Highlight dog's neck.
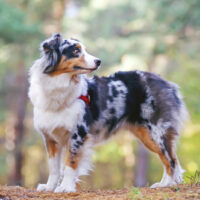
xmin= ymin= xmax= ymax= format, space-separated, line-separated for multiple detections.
xmin=29 ymin=59 xmax=88 ymax=112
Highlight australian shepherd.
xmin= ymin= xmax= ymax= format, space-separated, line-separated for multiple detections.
xmin=28 ymin=33 xmax=188 ymax=193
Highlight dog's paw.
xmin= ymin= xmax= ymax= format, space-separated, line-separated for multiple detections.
xmin=37 ymin=184 xmax=48 ymax=191
xmin=150 ymin=182 xmax=162 ymax=188
xmin=150 ymin=180 xmax=176 ymax=188
xmin=54 ymin=185 xmax=76 ymax=193
xmin=37 ymin=183 xmax=54 ymax=192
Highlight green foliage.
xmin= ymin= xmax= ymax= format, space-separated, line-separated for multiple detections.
xmin=185 ymin=171 xmax=200 ymax=186
xmin=0 ymin=0 xmax=41 ymax=43
xmin=154 ymin=0 xmax=200 ymax=33
xmin=172 ymin=186 xmax=180 ymax=192
xmin=93 ymin=141 xmax=124 ymax=163
xmin=165 ymin=193 xmax=169 ymax=200
xmin=127 ymin=187 xmax=142 ymax=200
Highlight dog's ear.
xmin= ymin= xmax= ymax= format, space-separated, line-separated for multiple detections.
xmin=43 ymin=50 xmax=62 ymax=74
xmin=42 ymin=42 xmax=51 ymax=53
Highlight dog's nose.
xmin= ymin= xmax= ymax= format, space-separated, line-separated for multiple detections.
xmin=95 ymin=59 xmax=101 ymax=67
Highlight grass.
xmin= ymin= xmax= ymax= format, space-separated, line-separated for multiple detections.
xmin=127 ymin=187 xmax=142 ymax=200
xmin=186 ymin=170 xmax=200 ymax=186
xmin=172 ymin=185 xmax=180 ymax=192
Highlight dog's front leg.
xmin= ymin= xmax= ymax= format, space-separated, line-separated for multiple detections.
xmin=54 ymin=128 xmax=87 ymax=193
xmin=37 ymin=136 xmax=62 ymax=192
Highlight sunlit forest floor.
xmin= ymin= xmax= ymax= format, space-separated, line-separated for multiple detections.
xmin=0 ymin=184 xmax=199 ymax=200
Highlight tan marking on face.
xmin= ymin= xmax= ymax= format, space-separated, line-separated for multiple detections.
xmin=129 ymin=125 xmax=173 ymax=176
xmin=76 ymin=43 xmax=81 ymax=49
xmin=50 ymin=55 xmax=86 ymax=77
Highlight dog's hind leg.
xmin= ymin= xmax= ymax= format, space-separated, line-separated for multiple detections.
xmin=129 ymin=125 xmax=184 ymax=188
xmin=37 ymin=135 xmax=62 ymax=192
xmin=155 ymin=128 xmax=185 ymax=188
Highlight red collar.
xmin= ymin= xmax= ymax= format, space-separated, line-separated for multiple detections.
xmin=78 ymin=93 xmax=90 ymax=107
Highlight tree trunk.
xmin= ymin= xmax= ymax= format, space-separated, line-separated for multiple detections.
xmin=52 ymin=0 xmax=67 ymax=32
xmin=9 ymin=46 xmax=28 ymax=185
xmin=134 ymin=144 xmax=149 ymax=187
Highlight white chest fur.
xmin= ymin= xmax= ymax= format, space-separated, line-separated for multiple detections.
xmin=33 ymin=100 xmax=84 ymax=136
xmin=28 ymin=58 xmax=88 ymax=138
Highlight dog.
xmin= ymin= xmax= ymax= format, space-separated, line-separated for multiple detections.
xmin=28 ymin=33 xmax=188 ymax=193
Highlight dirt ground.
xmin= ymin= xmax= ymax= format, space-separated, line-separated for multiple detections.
xmin=0 ymin=184 xmax=199 ymax=200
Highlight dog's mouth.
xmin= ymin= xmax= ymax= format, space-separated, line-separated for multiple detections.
xmin=73 ymin=66 xmax=98 ymax=71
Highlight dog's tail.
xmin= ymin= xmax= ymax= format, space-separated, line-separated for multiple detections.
xmin=170 ymin=82 xmax=190 ymax=133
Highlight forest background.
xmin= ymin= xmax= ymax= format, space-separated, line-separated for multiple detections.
xmin=0 ymin=0 xmax=199 ymax=190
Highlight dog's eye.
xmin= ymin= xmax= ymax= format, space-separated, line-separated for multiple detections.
xmin=73 ymin=47 xmax=81 ymax=54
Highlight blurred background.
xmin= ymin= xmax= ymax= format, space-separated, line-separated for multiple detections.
xmin=0 ymin=0 xmax=200 ymax=190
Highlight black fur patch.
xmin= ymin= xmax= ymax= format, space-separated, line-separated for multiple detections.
xmin=61 ymin=39 xmax=71 ymax=46
xmin=76 ymin=141 xmax=83 ymax=146
xmin=84 ymin=107 xmax=92 ymax=126
xmin=112 ymin=85 xmax=119 ymax=97
xmin=62 ymin=44 xmax=80 ymax=59
xmin=72 ymin=134 xmax=77 ymax=140
xmin=110 ymin=108 xmax=116 ymax=114
xmin=108 ymin=96 xmax=113 ymax=102
xmin=112 ymin=71 xmax=147 ymax=124
xmin=106 ymin=117 xmax=117 ymax=132
xmin=77 ymin=125 xmax=87 ymax=138
xmin=43 ymin=49 xmax=62 ymax=73
xmin=171 ymin=159 xmax=176 ymax=169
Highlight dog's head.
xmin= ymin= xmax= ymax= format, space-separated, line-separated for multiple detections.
xmin=41 ymin=33 xmax=101 ymax=76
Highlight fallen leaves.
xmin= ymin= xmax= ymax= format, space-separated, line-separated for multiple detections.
xmin=0 ymin=184 xmax=199 ymax=200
